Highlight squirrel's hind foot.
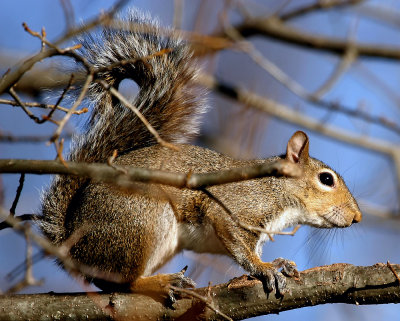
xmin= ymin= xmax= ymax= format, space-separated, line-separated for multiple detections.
xmin=131 ymin=266 xmax=196 ymax=307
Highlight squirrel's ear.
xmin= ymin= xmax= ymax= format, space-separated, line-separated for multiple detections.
xmin=286 ymin=131 xmax=309 ymax=163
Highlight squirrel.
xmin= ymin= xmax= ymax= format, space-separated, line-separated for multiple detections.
xmin=39 ymin=11 xmax=362 ymax=297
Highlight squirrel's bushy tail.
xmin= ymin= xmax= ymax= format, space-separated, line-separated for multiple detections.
xmin=72 ymin=11 xmax=206 ymax=163
xmin=40 ymin=11 xmax=206 ymax=244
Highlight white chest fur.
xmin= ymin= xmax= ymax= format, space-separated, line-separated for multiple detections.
xmin=255 ymin=207 xmax=303 ymax=257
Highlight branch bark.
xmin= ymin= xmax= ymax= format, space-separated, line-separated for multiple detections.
xmin=1 ymin=263 xmax=399 ymax=320
xmin=0 ymin=158 xmax=300 ymax=190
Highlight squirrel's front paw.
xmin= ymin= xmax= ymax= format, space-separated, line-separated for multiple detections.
xmin=256 ymin=258 xmax=298 ymax=295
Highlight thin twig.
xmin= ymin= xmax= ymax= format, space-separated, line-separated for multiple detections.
xmin=311 ymin=19 xmax=358 ymax=99
xmin=54 ymin=0 xmax=129 ymax=46
xmin=222 ymin=19 xmax=400 ymax=135
xmin=38 ymin=74 xmax=75 ymax=124
xmin=0 ymin=213 xmax=38 ymax=231
xmin=22 ymin=22 xmax=90 ymax=69
xmin=8 ymin=88 xmax=41 ymax=123
xmin=387 ymin=261 xmax=400 ymax=283
xmin=8 ymin=74 xmax=76 ymax=125
xmin=98 ymin=80 xmax=179 ymax=151
xmin=6 ymin=223 xmax=88 ymax=281
xmin=107 ymin=150 xmax=128 ymax=174
xmin=54 ymin=138 xmax=68 ymax=168
xmin=0 ymin=133 xmax=71 ymax=143
xmin=60 ymin=0 xmax=75 ymax=31
xmin=50 ymin=74 xmax=93 ymax=143
xmin=356 ymin=4 xmax=400 ymax=28
xmin=0 ymin=98 xmax=87 ymax=114
xmin=6 ymin=225 xmax=44 ymax=294
xmin=312 ymin=45 xmax=357 ymax=99
xmin=9 ymin=173 xmax=25 ymax=216
xmin=0 ymin=21 xmax=91 ymax=96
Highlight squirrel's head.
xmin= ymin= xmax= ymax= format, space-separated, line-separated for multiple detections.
xmin=285 ymin=131 xmax=362 ymax=228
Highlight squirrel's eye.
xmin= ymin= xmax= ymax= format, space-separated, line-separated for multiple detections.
xmin=319 ymin=172 xmax=334 ymax=187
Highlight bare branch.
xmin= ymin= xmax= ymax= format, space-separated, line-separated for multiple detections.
xmin=53 ymin=0 xmax=129 ymax=46
xmin=6 ymin=226 xmax=44 ymax=294
xmin=0 ymin=264 xmax=399 ymax=320
xmin=280 ymin=0 xmax=365 ymax=21
xmin=50 ymin=74 xmax=93 ymax=143
xmin=221 ymin=14 xmax=397 ymax=136
xmin=0 ymin=43 xmax=88 ymax=96
xmin=97 ymin=77 xmax=179 ymax=151
xmin=9 ymin=173 xmax=25 ymax=216
xmin=8 ymin=88 xmax=41 ymax=123
xmin=39 ymin=74 xmax=75 ymax=124
xmin=0 ymin=133 xmax=72 ymax=143
xmin=311 ymin=28 xmax=358 ymax=99
xmin=0 ymin=214 xmax=37 ymax=231
xmin=198 ymin=74 xmax=399 ymax=156
xmin=0 ymin=158 xmax=300 ymax=191
xmin=234 ymin=16 xmax=400 ymax=60
xmin=59 ymin=0 xmax=75 ymax=31
xmin=0 ymin=98 xmax=88 ymax=114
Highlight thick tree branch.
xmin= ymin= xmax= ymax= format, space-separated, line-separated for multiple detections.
xmin=0 ymin=263 xmax=399 ymax=320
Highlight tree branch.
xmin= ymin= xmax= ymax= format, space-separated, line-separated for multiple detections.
xmin=235 ymin=16 xmax=400 ymax=60
xmin=0 ymin=263 xmax=398 ymax=320
xmin=0 ymin=158 xmax=300 ymax=190
xmin=279 ymin=0 xmax=365 ymax=21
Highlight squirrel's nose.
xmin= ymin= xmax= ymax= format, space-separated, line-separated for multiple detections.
xmin=352 ymin=210 xmax=362 ymax=224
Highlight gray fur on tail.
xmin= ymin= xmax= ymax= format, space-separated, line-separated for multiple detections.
xmin=39 ymin=10 xmax=207 ymax=244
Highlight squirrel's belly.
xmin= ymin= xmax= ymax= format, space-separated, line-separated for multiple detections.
xmin=142 ymin=204 xmax=180 ymax=276
xmin=178 ymin=222 xmax=227 ymax=254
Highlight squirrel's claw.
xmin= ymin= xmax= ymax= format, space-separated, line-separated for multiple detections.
xmin=257 ymin=258 xmax=298 ymax=296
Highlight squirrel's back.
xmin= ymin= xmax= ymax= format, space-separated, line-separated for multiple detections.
xmin=40 ymin=11 xmax=207 ymax=244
